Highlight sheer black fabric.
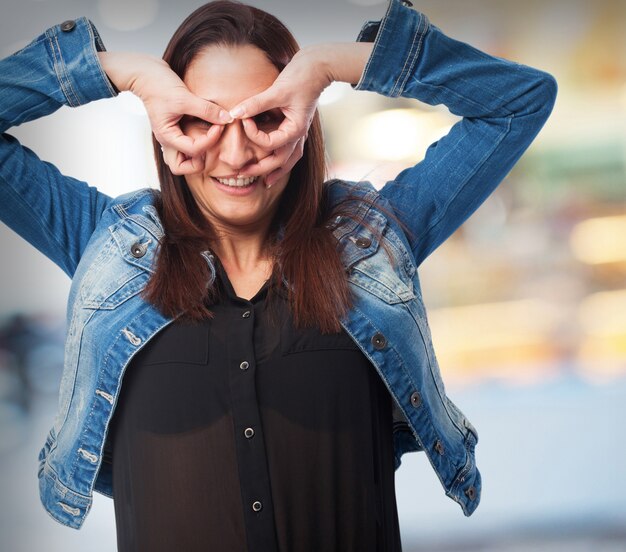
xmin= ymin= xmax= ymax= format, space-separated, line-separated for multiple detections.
xmin=107 ymin=260 xmax=402 ymax=551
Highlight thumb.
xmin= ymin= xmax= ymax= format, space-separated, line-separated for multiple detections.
xmin=230 ymin=88 xmax=279 ymax=119
xmin=183 ymin=93 xmax=233 ymax=125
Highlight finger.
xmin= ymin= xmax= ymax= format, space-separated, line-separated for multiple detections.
xmin=157 ymin=123 xmax=222 ymax=158
xmin=174 ymin=151 xmax=206 ymax=175
xmin=229 ymin=87 xmax=280 ymax=120
xmin=161 ymin=125 xmax=224 ymax=170
xmin=161 ymin=145 xmax=205 ymax=176
xmin=266 ymin=137 xmax=306 ymax=188
xmin=241 ymin=117 xmax=302 ymax=150
xmin=185 ymin=95 xmax=233 ymax=125
xmin=236 ymin=140 xmax=298 ymax=179
xmin=159 ymin=123 xmax=224 ymax=160
xmin=161 ymin=144 xmax=178 ymax=169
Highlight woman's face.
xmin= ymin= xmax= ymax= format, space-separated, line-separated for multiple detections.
xmin=181 ymin=44 xmax=290 ymax=232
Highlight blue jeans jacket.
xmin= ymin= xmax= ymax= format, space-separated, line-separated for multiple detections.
xmin=0 ymin=0 xmax=557 ymax=530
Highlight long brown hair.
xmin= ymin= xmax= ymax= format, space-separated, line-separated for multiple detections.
xmin=143 ymin=0 xmax=352 ymax=332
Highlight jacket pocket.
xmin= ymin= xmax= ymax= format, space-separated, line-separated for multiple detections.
xmin=348 ymin=245 xmax=416 ymax=306
xmin=78 ymin=233 xmax=151 ymax=310
xmin=347 ymin=221 xmax=417 ymax=305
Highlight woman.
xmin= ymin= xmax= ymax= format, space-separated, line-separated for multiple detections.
xmin=0 ymin=0 xmax=557 ymax=550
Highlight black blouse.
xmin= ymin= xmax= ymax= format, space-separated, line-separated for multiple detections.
xmin=107 ymin=259 xmax=402 ymax=552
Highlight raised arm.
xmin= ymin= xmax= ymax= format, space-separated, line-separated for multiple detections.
xmin=0 ymin=18 xmax=117 ymax=277
xmin=227 ymin=0 xmax=557 ymax=265
xmin=353 ymin=0 xmax=558 ymax=265
xmin=0 ymin=18 xmax=233 ymax=278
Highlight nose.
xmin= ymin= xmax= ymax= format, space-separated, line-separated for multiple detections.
xmin=218 ymin=120 xmax=256 ymax=171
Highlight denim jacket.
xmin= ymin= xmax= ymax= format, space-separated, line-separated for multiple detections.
xmin=0 ymin=0 xmax=557 ymax=530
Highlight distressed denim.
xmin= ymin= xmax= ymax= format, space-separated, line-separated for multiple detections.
xmin=0 ymin=0 xmax=557 ymax=530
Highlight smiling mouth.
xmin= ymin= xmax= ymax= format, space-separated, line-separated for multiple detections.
xmin=212 ymin=175 xmax=259 ymax=188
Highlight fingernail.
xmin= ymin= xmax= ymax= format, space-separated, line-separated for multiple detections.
xmin=219 ymin=110 xmax=233 ymax=123
xmin=229 ymin=106 xmax=245 ymax=119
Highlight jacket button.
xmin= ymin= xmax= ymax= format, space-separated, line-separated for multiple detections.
xmin=252 ymin=500 xmax=263 ymax=512
xmin=371 ymin=332 xmax=386 ymax=350
xmin=244 ymin=427 xmax=255 ymax=438
xmin=130 ymin=242 xmax=147 ymax=258
xmin=60 ymin=20 xmax=76 ymax=32
xmin=434 ymin=439 xmax=445 ymax=455
xmin=465 ymin=486 xmax=477 ymax=500
xmin=240 ymin=361 xmax=249 ymax=370
xmin=355 ymin=236 xmax=372 ymax=248
xmin=401 ymin=0 xmax=413 ymax=7
xmin=242 ymin=310 xmax=251 ymax=318
xmin=410 ymin=391 xmax=422 ymax=407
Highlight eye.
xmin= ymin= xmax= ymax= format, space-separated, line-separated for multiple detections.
xmin=253 ymin=110 xmax=283 ymax=128
xmin=181 ymin=115 xmax=212 ymax=131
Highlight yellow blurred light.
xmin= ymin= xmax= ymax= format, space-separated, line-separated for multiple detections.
xmin=570 ymin=215 xmax=626 ymax=264
xmin=578 ymin=289 xmax=626 ymax=336
xmin=429 ymin=299 xmax=561 ymax=352
xmin=576 ymin=289 xmax=626 ymax=379
xmin=351 ymin=108 xmax=453 ymax=162
xmin=428 ymin=299 xmax=563 ymax=385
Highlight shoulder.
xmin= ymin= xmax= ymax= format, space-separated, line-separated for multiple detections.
xmin=108 ymin=187 xmax=160 ymax=215
xmin=325 ymin=177 xmax=415 ymax=265
xmin=324 ymin=178 xmax=380 ymax=207
xmin=104 ymin=187 xmax=163 ymax=238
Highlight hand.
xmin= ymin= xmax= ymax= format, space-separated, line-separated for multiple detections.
xmin=98 ymin=52 xmax=233 ymax=174
xmin=227 ymin=47 xmax=332 ymax=185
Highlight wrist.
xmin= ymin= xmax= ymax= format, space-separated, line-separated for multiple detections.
xmin=97 ymin=52 xmax=166 ymax=95
xmin=301 ymin=42 xmax=374 ymax=86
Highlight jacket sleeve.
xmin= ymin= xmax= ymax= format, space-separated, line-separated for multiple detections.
xmin=0 ymin=17 xmax=117 ymax=278
xmin=353 ymin=0 xmax=558 ymax=266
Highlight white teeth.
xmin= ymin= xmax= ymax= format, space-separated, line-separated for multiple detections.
xmin=214 ymin=176 xmax=258 ymax=187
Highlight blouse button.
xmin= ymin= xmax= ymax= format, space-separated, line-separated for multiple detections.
xmin=244 ymin=427 xmax=255 ymax=438
xmin=240 ymin=361 xmax=250 ymax=370
xmin=252 ymin=501 xmax=263 ymax=512
xmin=242 ymin=310 xmax=251 ymax=318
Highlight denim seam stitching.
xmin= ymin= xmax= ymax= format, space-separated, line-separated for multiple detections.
xmin=392 ymin=13 xmax=427 ymax=97
xmin=84 ymin=18 xmax=118 ymax=98
xmin=51 ymin=34 xmax=80 ymax=108
xmin=0 ymin=171 xmax=74 ymax=276
xmin=353 ymin=0 xmax=393 ymax=91
xmin=415 ymin=114 xmax=513 ymax=258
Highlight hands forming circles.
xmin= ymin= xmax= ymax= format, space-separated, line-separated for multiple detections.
xmin=158 ymin=113 xmax=309 ymax=186
xmin=159 ymin=124 xmax=225 ymax=176
xmin=156 ymin=48 xmax=328 ymax=185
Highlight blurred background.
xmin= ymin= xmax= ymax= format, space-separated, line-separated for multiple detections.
xmin=1 ymin=0 xmax=625 ymax=550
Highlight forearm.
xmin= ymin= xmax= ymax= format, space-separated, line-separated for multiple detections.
xmin=0 ymin=17 xmax=114 ymax=277
xmin=351 ymin=0 xmax=557 ymax=264
xmin=97 ymin=51 xmax=170 ymax=97
xmin=0 ymin=17 xmax=117 ymax=134
xmin=299 ymin=42 xmax=374 ymax=88
xmin=367 ymin=11 xmax=556 ymax=121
